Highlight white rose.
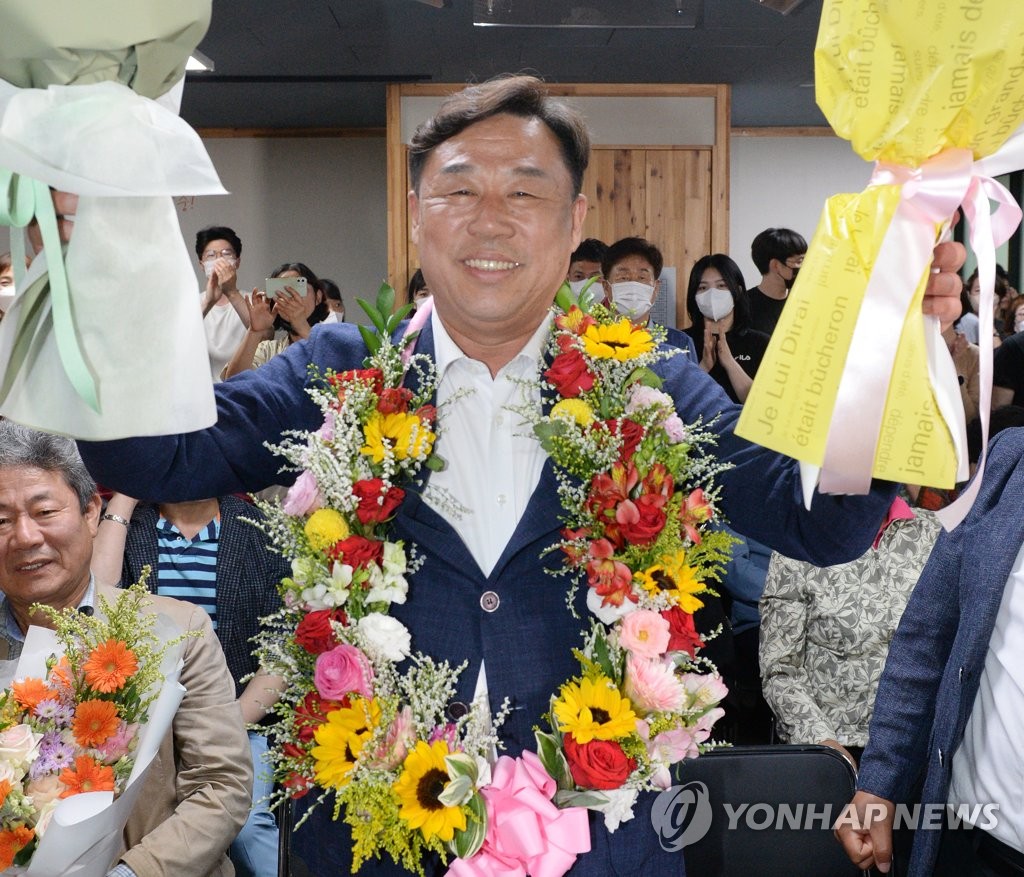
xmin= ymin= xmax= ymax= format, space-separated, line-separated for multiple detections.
xmin=25 ymin=773 xmax=64 ymax=809
xmin=357 ymin=614 xmax=411 ymax=662
xmin=0 ymin=723 xmax=41 ymax=769
xmin=592 ymin=787 xmax=639 ymax=833
xmin=382 ymin=541 xmax=408 ymax=577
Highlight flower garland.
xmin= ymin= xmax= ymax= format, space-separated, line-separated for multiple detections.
xmin=0 ymin=578 xmax=192 ymax=869
xmin=253 ymin=282 xmax=732 ymax=876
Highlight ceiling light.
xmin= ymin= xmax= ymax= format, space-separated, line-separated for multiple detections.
xmin=186 ymin=50 xmax=215 ymax=72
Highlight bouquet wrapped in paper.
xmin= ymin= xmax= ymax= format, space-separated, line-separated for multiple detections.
xmin=737 ymin=0 xmax=1024 ymax=526
xmin=0 ymin=1 xmax=224 ymax=439
xmin=0 ymin=582 xmax=189 ymax=876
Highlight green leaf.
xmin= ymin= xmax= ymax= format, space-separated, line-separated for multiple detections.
xmin=444 ymin=752 xmax=479 ymax=783
xmin=356 ymin=296 xmax=387 ymax=335
xmin=450 ymin=793 xmax=487 ymax=859
xmin=578 ymin=278 xmax=604 ymax=311
xmin=554 ymin=789 xmax=610 ymax=809
xmin=627 ymin=366 xmax=664 ymax=389
xmin=425 ymin=454 xmax=447 ymax=472
xmin=534 ymin=419 xmax=568 ymax=453
xmin=376 ymin=282 xmax=396 ymax=321
xmin=592 ymin=632 xmax=615 ymax=680
xmin=438 ymin=774 xmax=473 ymax=808
xmin=358 ymin=324 xmax=380 ymax=356
xmin=534 ymin=729 xmax=571 ymax=789
xmin=554 ymin=281 xmax=576 ymax=313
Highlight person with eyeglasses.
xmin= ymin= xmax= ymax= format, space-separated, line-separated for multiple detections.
xmin=746 ymin=227 xmax=808 ymax=337
xmin=196 ymin=226 xmax=250 ymax=383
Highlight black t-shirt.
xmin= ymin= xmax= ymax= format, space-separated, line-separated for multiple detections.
xmin=993 ymin=331 xmax=1024 ymax=404
xmin=746 ymin=287 xmax=788 ymax=337
xmin=685 ymin=326 xmax=771 ymax=404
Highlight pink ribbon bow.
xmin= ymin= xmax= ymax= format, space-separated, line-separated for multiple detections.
xmin=448 ymin=752 xmax=591 ymax=877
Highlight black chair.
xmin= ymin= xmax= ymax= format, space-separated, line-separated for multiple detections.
xmin=674 ymin=744 xmax=867 ymax=877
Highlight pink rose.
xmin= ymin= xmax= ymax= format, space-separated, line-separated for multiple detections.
xmin=313 ymin=644 xmax=374 ymax=701
xmin=618 ymin=609 xmax=670 ymax=659
xmin=283 ymin=470 xmax=322 ymax=516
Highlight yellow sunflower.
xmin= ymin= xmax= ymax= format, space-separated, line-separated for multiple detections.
xmin=581 ymin=319 xmax=655 ymax=361
xmin=304 ymin=509 xmax=350 ymax=552
xmin=311 ymin=697 xmax=381 ymax=790
xmin=637 ymin=553 xmax=706 ymax=613
xmin=551 ymin=398 xmax=595 ymax=427
xmin=394 ymin=739 xmax=467 ymax=842
xmin=553 ymin=675 xmax=637 ymax=743
xmin=362 ymin=412 xmax=436 ymax=463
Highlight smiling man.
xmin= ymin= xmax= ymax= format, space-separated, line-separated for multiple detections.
xmin=0 ymin=421 xmax=252 ymax=877
xmin=75 ymin=75 xmax=963 ymax=876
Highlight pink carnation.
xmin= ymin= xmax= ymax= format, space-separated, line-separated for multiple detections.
xmin=314 ymin=644 xmax=374 ymax=701
xmin=626 ymin=384 xmax=672 ymax=414
xmin=618 ymin=609 xmax=670 ymax=659
xmin=96 ymin=721 xmax=139 ymax=762
xmin=623 ymin=654 xmax=686 ymax=714
xmin=283 ymin=470 xmax=322 ymax=516
xmin=662 ymin=415 xmax=687 ymax=444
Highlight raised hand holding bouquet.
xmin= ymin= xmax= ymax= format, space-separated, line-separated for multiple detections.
xmin=255 ymin=283 xmax=730 ymax=876
xmin=738 ymin=0 xmax=1024 ymax=527
xmin=0 ymin=579 xmax=190 ymax=875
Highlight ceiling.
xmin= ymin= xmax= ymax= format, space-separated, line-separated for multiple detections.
xmin=181 ymin=0 xmax=830 ymax=131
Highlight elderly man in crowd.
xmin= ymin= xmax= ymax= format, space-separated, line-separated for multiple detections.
xmin=74 ymin=76 xmax=961 ymax=875
xmin=0 ymin=420 xmax=252 ymax=877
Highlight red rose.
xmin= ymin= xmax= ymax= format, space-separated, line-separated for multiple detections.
xmin=544 ymin=349 xmax=595 ymax=398
xmin=282 ymin=742 xmax=308 ymax=760
xmin=353 ymin=479 xmax=405 ymax=525
xmin=661 ymin=607 xmax=704 ymax=658
xmin=415 ymin=404 xmax=437 ymax=425
xmin=563 ymin=734 xmax=636 ymax=790
xmin=605 ymin=418 xmax=645 ymax=461
xmin=294 ymin=608 xmax=347 ymax=654
xmin=615 ymin=495 xmax=667 ymax=545
xmin=377 ymin=387 xmax=413 ymax=414
xmin=284 ymin=772 xmax=314 ymax=799
xmin=329 ymin=535 xmax=384 ymax=569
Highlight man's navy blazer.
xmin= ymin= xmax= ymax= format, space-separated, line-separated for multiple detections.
xmin=80 ymin=319 xmax=896 ymax=875
xmin=858 ymin=427 xmax=1024 ymax=876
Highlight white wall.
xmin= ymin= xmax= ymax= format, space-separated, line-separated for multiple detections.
xmin=729 ymin=135 xmax=873 ymax=288
xmin=179 ymin=137 xmax=388 ymax=318
xmin=2 ymin=134 xmax=877 ymax=311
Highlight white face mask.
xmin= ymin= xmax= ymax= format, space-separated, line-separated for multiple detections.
xmin=203 ymin=257 xmax=237 ymax=279
xmin=568 ymin=277 xmax=601 ymax=296
xmin=695 ymin=287 xmax=734 ymax=322
xmin=1015 ymin=320 xmax=1024 ymax=334
xmin=610 ymin=281 xmax=655 ymax=319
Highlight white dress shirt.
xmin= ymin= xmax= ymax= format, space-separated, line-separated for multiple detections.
xmin=203 ymin=298 xmax=247 ymax=384
xmin=949 ymin=540 xmax=1024 ymax=850
xmin=423 ymin=308 xmax=550 ymax=577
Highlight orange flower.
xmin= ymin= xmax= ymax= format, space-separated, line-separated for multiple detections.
xmin=72 ymin=700 xmax=120 ymax=748
xmin=11 ymin=678 xmax=57 ymax=712
xmin=0 ymin=825 xmax=34 ymax=869
xmin=0 ymin=779 xmax=10 ymax=808
xmin=58 ymin=756 xmax=115 ymax=798
xmin=48 ymin=656 xmax=73 ymax=691
xmin=83 ymin=639 xmax=138 ymax=693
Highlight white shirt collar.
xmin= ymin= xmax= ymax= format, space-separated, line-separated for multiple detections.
xmin=429 ymin=307 xmax=553 ymax=381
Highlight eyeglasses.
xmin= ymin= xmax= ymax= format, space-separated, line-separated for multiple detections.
xmin=202 ymin=249 xmax=237 ymax=261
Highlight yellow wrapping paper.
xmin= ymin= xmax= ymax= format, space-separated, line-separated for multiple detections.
xmin=737 ymin=0 xmax=1024 ymax=493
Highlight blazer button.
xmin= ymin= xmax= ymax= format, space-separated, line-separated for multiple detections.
xmin=447 ymin=701 xmax=469 ymax=720
xmin=480 ymin=591 xmax=500 ymax=612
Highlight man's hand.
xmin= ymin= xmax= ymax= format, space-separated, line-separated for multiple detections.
xmin=209 ymin=256 xmax=239 ymax=295
xmin=835 ymin=790 xmax=896 ymax=873
xmin=27 ymin=190 xmax=79 ymax=255
xmin=924 ymin=239 xmax=966 ymax=331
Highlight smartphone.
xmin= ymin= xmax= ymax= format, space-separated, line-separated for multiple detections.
xmin=265 ymin=276 xmax=307 ymax=299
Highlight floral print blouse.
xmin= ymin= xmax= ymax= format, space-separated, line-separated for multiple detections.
xmin=759 ymin=510 xmax=942 ymax=747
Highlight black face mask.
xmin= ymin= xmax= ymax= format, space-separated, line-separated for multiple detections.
xmin=784 ymin=265 xmax=800 ymax=290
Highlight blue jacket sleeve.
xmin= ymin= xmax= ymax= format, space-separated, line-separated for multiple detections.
xmin=79 ymin=323 xmax=365 ymax=501
xmin=659 ymin=352 xmax=896 ymax=566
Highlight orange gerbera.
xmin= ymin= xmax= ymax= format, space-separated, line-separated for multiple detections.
xmin=58 ymin=756 xmax=115 ymax=798
xmin=49 ymin=656 xmax=73 ymax=691
xmin=0 ymin=779 xmax=10 ymax=808
xmin=0 ymin=825 xmax=34 ymax=869
xmin=11 ymin=677 xmax=57 ymax=711
xmin=72 ymin=699 xmax=120 ymax=748
xmin=83 ymin=639 xmax=138 ymax=693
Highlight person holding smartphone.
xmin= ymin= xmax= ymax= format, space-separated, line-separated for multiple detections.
xmin=221 ymin=262 xmax=327 ymax=379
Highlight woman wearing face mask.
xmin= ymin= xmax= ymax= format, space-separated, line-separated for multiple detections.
xmin=684 ymin=253 xmax=770 ymax=404
xmin=221 ymin=262 xmax=328 ymax=379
